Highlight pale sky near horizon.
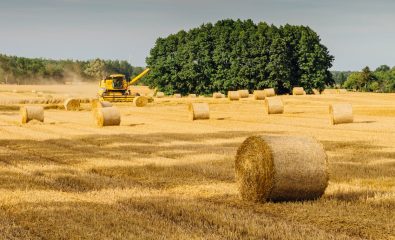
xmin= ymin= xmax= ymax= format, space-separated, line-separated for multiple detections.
xmin=0 ymin=0 xmax=394 ymax=71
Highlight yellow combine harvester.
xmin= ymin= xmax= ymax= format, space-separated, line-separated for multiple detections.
xmin=97 ymin=68 xmax=150 ymax=102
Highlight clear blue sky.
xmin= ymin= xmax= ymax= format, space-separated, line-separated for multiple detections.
xmin=0 ymin=0 xmax=394 ymax=71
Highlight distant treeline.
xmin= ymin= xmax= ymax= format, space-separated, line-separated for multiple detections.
xmin=332 ymin=65 xmax=395 ymax=92
xmin=146 ymin=19 xmax=334 ymax=95
xmin=0 ymin=54 xmax=144 ymax=84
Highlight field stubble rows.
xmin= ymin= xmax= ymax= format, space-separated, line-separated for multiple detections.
xmin=0 ymin=85 xmax=394 ymax=239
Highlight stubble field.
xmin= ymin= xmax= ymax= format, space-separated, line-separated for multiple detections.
xmin=0 ymin=84 xmax=394 ymax=239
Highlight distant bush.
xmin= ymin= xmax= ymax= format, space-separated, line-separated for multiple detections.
xmin=342 ymin=65 xmax=395 ymax=92
xmin=0 ymin=54 xmax=143 ymax=84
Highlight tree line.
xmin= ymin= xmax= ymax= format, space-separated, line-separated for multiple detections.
xmin=145 ymin=19 xmax=334 ymax=95
xmin=332 ymin=65 xmax=395 ymax=92
xmin=0 ymin=54 xmax=144 ymax=84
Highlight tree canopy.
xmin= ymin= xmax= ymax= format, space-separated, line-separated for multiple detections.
xmin=342 ymin=65 xmax=395 ymax=92
xmin=145 ymin=19 xmax=334 ymax=95
xmin=0 ymin=54 xmax=143 ymax=84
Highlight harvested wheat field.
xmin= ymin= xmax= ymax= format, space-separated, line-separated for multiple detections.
xmin=0 ymin=84 xmax=394 ymax=239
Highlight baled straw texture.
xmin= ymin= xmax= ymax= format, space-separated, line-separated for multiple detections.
xmin=253 ymin=90 xmax=265 ymax=100
xmin=20 ymin=106 xmax=44 ymax=124
xmin=64 ymin=98 xmax=80 ymax=111
xmin=79 ymin=98 xmax=91 ymax=104
xmin=188 ymin=103 xmax=210 ymax=120
xmin=329 ymin=103 xmax=353 ymax=125
xmin=338 ymin=89 xmax=348 ymax=94
xmin=313 ymin=89 xmax=320 ymax=95
xmin=147 ymin=96 xmax=154 ymax=103
xmin=212 ymin=92 xmax=223 ymax=98
xmin=238 ymin=90 xmax=249 ymax=98
xmin=173 ymin=94 xmax=182 ymax=98
xmin=93 ymin=107 xmax=121 ymax=127
xmin=264 ymin=88 xmax=276 ymax=97
xmin=188 ymin=94 xmax=197 ymax=98
xmin=133 ymin=96 xmax=148 ymax=107
xmin=264 ymin=98 xmax=284 ymax=114
xmin=91 ymin=99 xmax=113 ymax=109
xmin=235 ymin=135 xmax=328 ymax=202
xmin=292 ymin=87 xmax=306 ymax=95
xmin=227 ymin=91 xmax=240 ymax=101
xmin=156 ymin=92 xmax=165 ymax=98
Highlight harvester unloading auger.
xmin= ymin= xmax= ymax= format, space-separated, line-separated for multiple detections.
xmin=97 ymin=68 xmax=151 ymax=102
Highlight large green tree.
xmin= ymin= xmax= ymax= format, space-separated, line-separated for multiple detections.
xmin=146 ymin=19 xmax=334 ymax=95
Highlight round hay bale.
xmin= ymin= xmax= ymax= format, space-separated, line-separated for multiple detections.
xmin=64 ymin=98 xmax=80 ymax=111
xmin=264 ymin=98 xmax=284 ymax=114
xmin=235 ymin=135 xmax=328 ymax=202
xmin=93 ymin=107 xmax=121 ymax=127
xmin=173 ymin=94 xmax=182 ymax=98
xmin=253 ymin=90 xmax=265 ymax=100
xmin=156 ymin=92 xmax=165 ymax=98
xmin=133 ymin=96 xmax=148 ymax=107
xmin=329 ymin=103 xmax=353 ymax=125
xmin=20 ymin=106 xmax=44 ymax=124
xmin=212 ymin=92 xmax=223 ymax=98
xmin=292 ymin=87 xmax=306 ymax=95
xmin=264 ymin=88 xmax=276 ymax=97
xmin=79 ymin=98 xmax=90 ymax=104
xmin=238 ymin=90 xmax=249 ymax=98
xmin=227 ymin=91 xmax=240 ymax=101
xmin=188 ymin=94 xmax=197 ymax=98
xmin=91 ymin=99 xmax=113 ymax=109
xmin=312 ymin=89 xmax=320 ymax=95
xmin=188 ymin=103 xmax=210 ymax=121
xmin=338 ymin=89 xmax=348 ymax=94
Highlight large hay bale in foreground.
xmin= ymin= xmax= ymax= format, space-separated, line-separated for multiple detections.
xmin=188 ymin=103 xmax=210 ymax=120
xmin=93 ymin=107 xmax=121 ymax=127
xmin=264 ymin=88 xmax=276 ymax=97
xmin=253 ymin=90 xmax=265 ymax=100
xmin=133 ymin=96 xmax=148 ymax=107
xmin=235 ymin=135 xmax=328 ymax=202
xmin=292 ymin=87 xmax=306 ymax=95
xmin=91 ymin=99 xmax=112 ymax=109
xmin=20 ymin=106 xmax=44 ymax=124
xmin=64 ymin=98 xmax=80 ymax=111
xmin=212 ymin=92 xmax=223 ymax=98
xmin=227 ymin=91 xmax=240 ymax=101
xmin=264 ymin=98 xmax=284 ymax=114
xmin=156 ymin=92 xmax=165 ymax=98
xmin=238 ymin=90 xmax=249 ymax=98
xmin=329 ymin=103 xmax=353 ymax=125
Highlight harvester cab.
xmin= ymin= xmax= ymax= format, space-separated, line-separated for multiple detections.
xmin=98 ymin=68 xmax=150 ymax=102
